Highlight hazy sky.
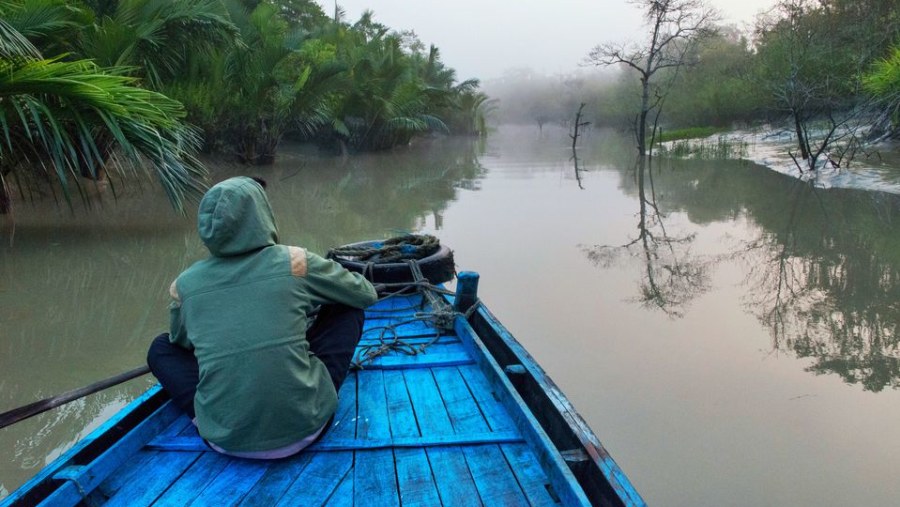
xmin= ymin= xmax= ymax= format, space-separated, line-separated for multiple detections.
xmin=316 ymin=0 xmax=778 ymax=81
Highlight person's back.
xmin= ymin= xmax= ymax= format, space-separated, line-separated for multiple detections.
xmin=149 ymin=176 xmax=377 ymax=457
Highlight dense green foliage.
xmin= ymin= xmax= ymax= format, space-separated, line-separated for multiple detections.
xmin=0 ymin=0 xmax=486 ymax=212
xmin=0 ymin=4 xmax=207 ymax=213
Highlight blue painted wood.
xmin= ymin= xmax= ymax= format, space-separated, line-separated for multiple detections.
xmin=355 ymin=370 xmax=389 ymax=441
xmin=0 ymin=386 xmax=165 ymax=507
xmin=453 ymin=271 xmax=480 ymax=313
xmin=424 ymin=446 xmax=483 ymax=507
xmin=385 ymin=371 xmax=440 ymax=506
xmin=362 ymin=349 xmax=473 ymax=370
xmin=274 ymin=452 xmax=352 ymax=506
xmin=501 ymin=444 xmax=560 ymax=506
xmin=383 ymin=370 xmax=417 ymax=438
xmin=322 ymin=468 xmax=353 ymax=507
xmin=474 ymin=305 xmax=646 ymax=506
xmin=431 ymin=367 xmax=493 ymax=435
xmin=152 ymin=452 xmax=231 ymax=507
xmin=329 ymin=371 xmax=357 ymax=440
xmin=190 ymin=459 xmax=270 ymax=506
xmin=412 ymin=368 xmax=526 ymax=505
xmin=354 ymin=369 xmax=398 ymax=506
xmin=236 ymin=453 xmax=314 ymax=506
xmin=456 ymin=364 xmax=516 ymax=433
xmin=417 ymin=368 xmax=483 ymax=506
xmin=454 ymin=318 xmax=592 ymax=506
xmin=358 ymin=335 xmax=458 ymax=347
xmin=361 ymin=320 xmax=440 ymax=340
xmin=402 ymin=369 xmax=453 ymax=436
xmin=402 ymin=367 xmax=528 ymax=506
xmin=158 ymin=414 xmax=193 ymax=438
xmin=4 ymin=279 xmax=642 ymax=507
xmin=93 ymin=450 xmax=157 ymax=498
xmin=395 ymin=448 xmax=441 ymax=506
xmin=38 ymin=400 xmax=181 ymax=507
xmin=102 ymin=451 xmax=200 ymax=507
xmin=147 ymin=431 xmax=524 ymax=452
xmin=353 ymin=450 xmax=398 ymax=507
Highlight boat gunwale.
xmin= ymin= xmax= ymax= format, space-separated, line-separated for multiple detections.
xmin=466 ymin=302 xmax=647 ymax=507
xmin=0 ymin=386 xmax=169 ymax=507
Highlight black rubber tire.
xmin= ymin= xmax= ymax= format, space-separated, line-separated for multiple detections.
xmin=328 ymin=241 xmax=455 ymax=285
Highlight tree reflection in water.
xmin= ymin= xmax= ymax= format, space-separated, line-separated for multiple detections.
xmin=582 ymin=157 xmax=712 ymax=318
xmin=582 ymin=151 xmax=900 ymax=392
xmin=737 ymin=182 xmax=900 ymax=392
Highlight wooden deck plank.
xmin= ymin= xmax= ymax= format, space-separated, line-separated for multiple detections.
xmin=178 ymin=422 xmax=200 ymax=438
xmin=188 ymin=460 xmax=269 ymax=506
xmin=148 ymin=431 xmax=523 ymax=452
xmin=402 ymin=369 xmax=453 ymax=436
xmin=397 ymin=369 xmax=462 ymax=506
xmin=462 ymin=445 xmax=529 ymax=506
xmin=102 ymin=451 xmax=200 ymax=507
xmin=384 ymin=370 xmax=418 ymax=438
xmin=454 ymin=318 xmax=592 ymax=506
xmin=160 ymin=415 xmax=193 ymax=438
xmin=355 ymin=370 xmax=389 ymax=441
xmin=358 ymin=334 xmax=457 ymax=348
xmin=322 ymin=468 xmax=353 ymax=507
xmin=352 ymin=369 xmax=399 ymax=506
xmin=94 ymin=450 xmax=157 ymax=499
xmin=425 ymin=447 xmax=483 ymax=507
xmin=431 ymin=367 xmax=492 ymax=434
xmin=361 ymin=349 xmax=473 ymax=370
xmin=329 ymin=371 xmax=357 ymax=440
xmin=152 ymin=453 xmax=231 ymax=507
xmin=395 ymin=448 xmax=441 ymax=506
xmin=274 ymin=452 xmax=353 ymax=507
xmin=418 ymin=366 xmax=528 ymax=505
xmin=235 ymin=453 xmax=314 ymax=507
xmin=456 ymin=364 xmax=516 ymax=433
xmin=362 ymin=320 xmax=440 ymax=341
xmin=353 ymin=450 xmax=399 ymax=507
xmin=501 ymin=444 xmax=561 ymax=506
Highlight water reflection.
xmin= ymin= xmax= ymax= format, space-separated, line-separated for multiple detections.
xmin=582 ymin=158 xmax=713 ymax=317
xmin=0 ymin=136 xmax=486 ymax=495
xmin=736 ymin=183 xmax=900 ymax=392
xmin=586 ymin=153 xmax=900 ymax=391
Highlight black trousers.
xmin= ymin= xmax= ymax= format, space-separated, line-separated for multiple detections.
xmin=146 ymin=304 xmax=364 ymax=419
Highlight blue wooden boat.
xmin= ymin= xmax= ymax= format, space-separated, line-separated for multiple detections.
xmin=1 ymin=272 xmax=644 ymax=506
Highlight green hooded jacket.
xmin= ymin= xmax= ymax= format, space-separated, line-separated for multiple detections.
xmin=168 ymin=177 xmax=377 ymax=452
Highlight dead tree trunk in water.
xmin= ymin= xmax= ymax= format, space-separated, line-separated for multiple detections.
xmin=569 ymin=103 xmax=591 ymax=151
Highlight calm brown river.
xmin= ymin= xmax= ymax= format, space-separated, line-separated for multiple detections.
xmin=3 ymin=126 xmax=900 ymax=505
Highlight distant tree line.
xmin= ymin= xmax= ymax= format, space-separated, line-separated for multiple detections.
xmin=486 ymin=0 xmax=900 ymax=149
xmin=0 ymin=0 xmax=490 ymax=213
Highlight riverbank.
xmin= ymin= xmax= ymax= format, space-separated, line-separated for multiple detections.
xmin=664 ymin=126 xmax=900 ymax=194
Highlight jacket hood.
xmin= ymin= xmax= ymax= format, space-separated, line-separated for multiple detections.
xmin=198 ymin=177 xmax=278 ymax=257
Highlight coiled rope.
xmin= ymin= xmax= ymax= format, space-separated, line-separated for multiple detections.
xmin=350 ymin=278 xmax=480 ymax=370
xmin=328 ymin=234 xmax=441 ymax=263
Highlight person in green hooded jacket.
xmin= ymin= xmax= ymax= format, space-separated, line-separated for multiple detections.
xmin=147 ymin=176 xmax=377 ymax=458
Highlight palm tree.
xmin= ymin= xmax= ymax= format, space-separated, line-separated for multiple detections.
xmin=0 ymin=14 xmax=206 ymax=214
xmin=321 ymin=16 xmax=448 ymax=152
xmin=181 ymin=0 xmax=346 ymax=163
xmin=77 ymin=0 xmax=239 ymax=90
